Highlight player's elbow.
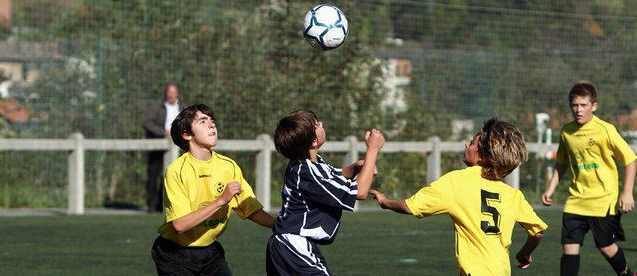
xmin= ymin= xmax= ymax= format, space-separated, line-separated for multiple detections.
xmin=171 ymin=221 xmax=189 ymax=235
xmin=530 ymin=232 xmax=544 ymax=241
xmin=397 ymin=200 xmax=413 ymax=215
xmin=356 ymin=186 xmax=372 ymax=200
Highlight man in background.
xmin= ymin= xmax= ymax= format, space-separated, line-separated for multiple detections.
xmin=143 ymin=82 xmax=186 ymax=213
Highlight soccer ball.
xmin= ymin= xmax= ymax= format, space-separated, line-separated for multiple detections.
xmin=303 ymin=5 xmax=349 ymax=50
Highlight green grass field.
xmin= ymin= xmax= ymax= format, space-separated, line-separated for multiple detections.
xmin=1 ymin=209 xmax=637 ymax=276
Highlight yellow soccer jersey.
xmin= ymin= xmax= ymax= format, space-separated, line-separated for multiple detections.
xmin=557 ymin=116 xmax=637 ymax=217
xmin=405 ymin=166 xmax=548 ymax=276
xmin=158 ymin=151 xmax=263 ymax=247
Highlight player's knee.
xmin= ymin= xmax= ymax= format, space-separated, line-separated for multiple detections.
xmin=563 ymin=243 xmax=580 ymax=255
xmin=598 ymin=243 xmax=618 ymax=257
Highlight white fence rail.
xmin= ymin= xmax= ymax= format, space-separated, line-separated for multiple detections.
xmin=0 ymin=133 xmax=577 ymax=215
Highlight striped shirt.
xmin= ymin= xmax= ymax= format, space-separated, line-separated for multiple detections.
xmin=273 ymin=155 xmax=358 ymax=245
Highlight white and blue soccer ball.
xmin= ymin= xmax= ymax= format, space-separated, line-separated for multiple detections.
xmin=303 ymin=5 xmax=349 ymax=50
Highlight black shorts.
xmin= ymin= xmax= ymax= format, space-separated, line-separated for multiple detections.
xmin=266 ymin=234 xmax=332 ymax=276
xmin=151 ymin=236 xmax=232 ymax=276
xmin=561 ymin=212 xmax=626 ymax=248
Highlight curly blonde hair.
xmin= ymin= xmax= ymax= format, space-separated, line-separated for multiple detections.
xmin=477 ymin=118 xmax=528 ymax=181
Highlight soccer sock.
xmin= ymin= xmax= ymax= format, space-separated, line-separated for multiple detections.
xmin=605 ymin=247 xmax=633 ymax=276
xmin=560 ymin=254 xmax=580 ymax=276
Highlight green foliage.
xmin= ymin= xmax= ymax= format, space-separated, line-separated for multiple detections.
xmin=28 ymin=0 xmax=389 ymax=139
xmin=4 ymin=0 xmax=390 ymax=208
xmin=4 ymin=0 xmax=637 ymax=208
xmin=0 ymin=118 xmax=15 ymax=138
xmin=0 ymin=24 xmax=9 ymax=41
xmin=11 ymin=0 xmax=79 ymax=41
xmin=0 ymin=152 xmax=67 ymax=208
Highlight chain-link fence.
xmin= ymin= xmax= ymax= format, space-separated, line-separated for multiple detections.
xmin=1 ymin=0 xmax=636 ymax=208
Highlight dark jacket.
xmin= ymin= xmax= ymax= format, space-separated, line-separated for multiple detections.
xmin=143 ymin=99 xmax=187 ymax=138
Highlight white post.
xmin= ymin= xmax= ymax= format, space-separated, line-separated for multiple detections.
xmin=256 ymin=134 xmax=272 ymax=212
xmin=68 ymin=133 xmax=85 ymax=215
xmin=426 ymin=136 xmax=441 ymax=185
xmin=344 ymin=136 xmax=359 ymax=165
xmin=343 ymin=136 xmax=359 ymax=211
xmin=544 ymin=128 xmax=553 ymax=190
xmin=163 ymin=138 xmax=179 ymax=174
xmin=504 ymin=167 xmax=520 ymax=189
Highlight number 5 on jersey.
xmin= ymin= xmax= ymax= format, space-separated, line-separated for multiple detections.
xmin=481 ymin=190 xmax=501 ymax=235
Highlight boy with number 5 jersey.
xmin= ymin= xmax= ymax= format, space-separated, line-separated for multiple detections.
xmin=371 ymin=118 xmax=547 ymax=276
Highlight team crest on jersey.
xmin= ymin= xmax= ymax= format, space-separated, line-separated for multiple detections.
xmin=587 ymin=138 xmax=595 ymax=147
xmin=214 ymin=182 xmax=225 ymax=195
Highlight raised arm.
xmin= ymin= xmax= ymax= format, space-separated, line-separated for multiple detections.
xmin=172 ymin=181 xmax=241 ymax=235
xmin=370 ymin=190 xmax=412 ymax=214
xmin=619 ymin=160 xmax=636 ymax=213
xmin=542 ymin=162 xmax=567 ymax=206
xmin=355 ymin=129 xmax=385 ymax=199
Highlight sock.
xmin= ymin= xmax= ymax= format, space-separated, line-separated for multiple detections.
xmin=605 ymin=247 xmax=633 ymax=276
xmin=560 ymin=254 xmax=580 ymax=276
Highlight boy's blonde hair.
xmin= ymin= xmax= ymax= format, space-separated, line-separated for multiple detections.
xmin=477 ymin=118 xmax=528 ymax=181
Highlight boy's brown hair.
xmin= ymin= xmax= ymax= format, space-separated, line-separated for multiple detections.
xmin=274 ymin=109 xmax=318 ymax=160
xmin=477 ymin=118 xmax=528 ymax=181
xmin=170 ymin=104 xmax=215 ymax=152
xmin=569 ymin=81 xmax=597 ymax=104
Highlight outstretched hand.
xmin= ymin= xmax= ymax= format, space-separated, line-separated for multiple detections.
xmin=369 ymin=189 xmax=387 ymax=205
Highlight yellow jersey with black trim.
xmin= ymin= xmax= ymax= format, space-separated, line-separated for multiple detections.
xmin=557 ymin=116 xmax=637 ymax=217
xmin=158 ymin=151 xmax=263 ymax=247
xmin=405 ymin=166 xmax=548 ymax=276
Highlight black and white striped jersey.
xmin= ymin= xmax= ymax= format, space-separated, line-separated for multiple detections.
xmin=273 ymin=155 xmax=358 ymax=245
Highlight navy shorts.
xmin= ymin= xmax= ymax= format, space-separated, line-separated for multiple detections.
xmin=151 ymin=236 xmax=232 ymax=276
xmin=266 ymin=234 xmax=332 ymax=276
xmin=561 ymin=212 xmax=625 ymax=248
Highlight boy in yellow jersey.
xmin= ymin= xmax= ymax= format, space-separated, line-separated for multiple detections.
xmin=370 ymin=118 xmax=547 ymax=276
xmin=542 ymin=81 xmax=637 ymax=276
xmin=151 ymin=104 xmax=275 ymax=276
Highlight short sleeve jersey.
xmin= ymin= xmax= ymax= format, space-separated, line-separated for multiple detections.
xmin=158 ymin=151 xmax=263 ymax=247
xmin=404 ymin=166 xmax=548 ymax=276
xmin=557 ymin=116 xmax=637 ymax=217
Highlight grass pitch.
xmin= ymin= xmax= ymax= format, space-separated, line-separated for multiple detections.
xmin=1 ymin=209 xmax=636 ymax=275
